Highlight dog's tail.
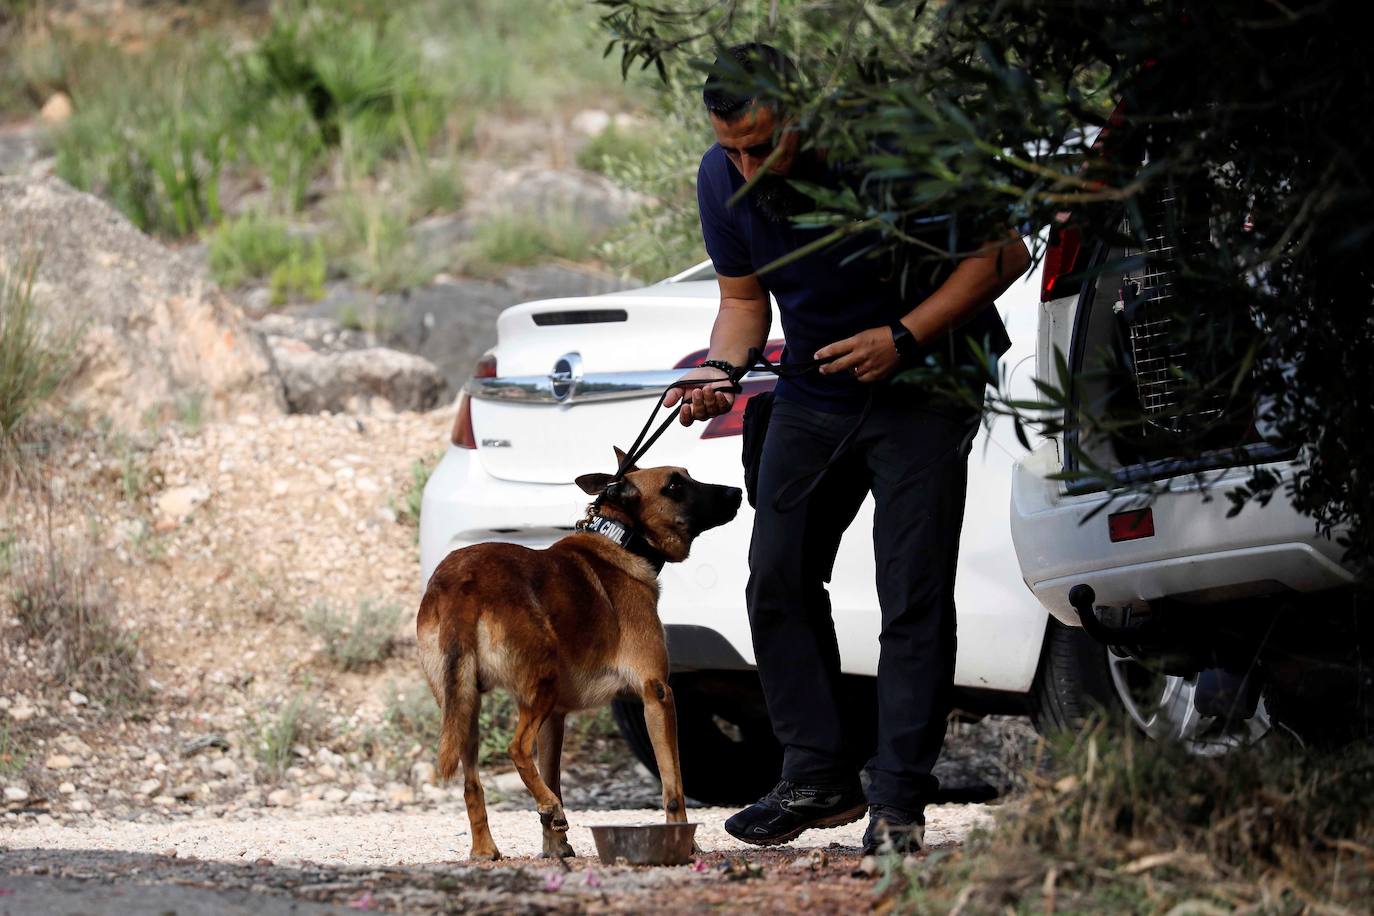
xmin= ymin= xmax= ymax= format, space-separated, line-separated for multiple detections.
xmin=437 ymin=641 xmax=478 ymax=783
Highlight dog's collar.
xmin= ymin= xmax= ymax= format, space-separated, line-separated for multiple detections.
xmin=581 ymin=513 xmax=666 ymax=574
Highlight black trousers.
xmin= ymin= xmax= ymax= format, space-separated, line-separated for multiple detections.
xmin=746 ymin=389 xmax=979 ymax=811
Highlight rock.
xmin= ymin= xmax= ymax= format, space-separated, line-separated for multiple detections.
xmin=44 ymin=754 xmax=74 ymax=770
xmin=322 ymin=787 xmax=348 ymax=803
xmin=152 ymin=794 xmax=176 ymax=807
xmin=316 ymin=764 xmax=338 ymax=781
xmin=170 ymin=784 xmax=200 ymax=800
xmin=491 ymin=771 xmax=526 ymax=794
xmin=410 ymin=761 xmax=436 ymax=788
xmin=7 ymin=704 xmax=36 ymax=722
xmin=344 ymin=788 xmax=378 ymax=805
xmin=266 ymin=788 xmax=296 ymax=807
xmin=420 ymin=783 xmax=448 ymax=802
xmin=209 ymin=757 xmax=239 ymax=778
xmin=69 ymin=798 xmax=92 ymax=812
xmin=40 ymin=93 xmax=73 ymax=125
xmin=58 ymin=782 xmax=76 ymax=795
xmin=411 ymin=214 xmax=475 ymax=265
xmin=0 ymin=177 xmax=284 ymax=433
xmin=385 ymin=784 xmax=415 ymax=805
xmin=155 ymin=485 xmax=210 ymax=525
xmin=67 ymin=691 xmax=89 ymax=707
xmin=4 ymin=785 xmax=29 ymax=802
xmin=135 ymin=778 xmax=162 ymax=796
xmin=266 ymin=336 xmax=448 ymax=414
xmin=570 ymin=109 xmax=613 ymax=137
xmin=55 ymin=735 xmax=92 ymax=756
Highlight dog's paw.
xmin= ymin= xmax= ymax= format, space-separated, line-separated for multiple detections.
xmin=540 ymin=842 xmax=576 ymax=859
xmin=469 ymin=847 xmax=502 ymax=862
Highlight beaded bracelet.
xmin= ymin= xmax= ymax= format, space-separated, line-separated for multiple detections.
xmin=699 ymin=359 xmax=738 ymax=377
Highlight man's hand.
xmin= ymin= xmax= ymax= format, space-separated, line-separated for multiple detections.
xmin=815 ymin=327 xmax=900 ymax=383
xmin=662 ymin=367 xmax=737 ymax=425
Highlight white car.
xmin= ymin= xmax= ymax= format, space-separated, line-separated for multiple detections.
xmin=420 ymin=258 xmax=1124 ymax=802
xmin=1012 ymin=199 xmax=1363 ymax=751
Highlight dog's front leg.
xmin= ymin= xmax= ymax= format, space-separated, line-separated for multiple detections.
xmin=639 ymin=677 xmax=688 ymax=824
xmin=537 ymin=713 xmax=575 ymax=858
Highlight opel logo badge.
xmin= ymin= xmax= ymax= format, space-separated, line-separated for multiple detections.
xmin=549 ymin=352 xmax=583 ymax=403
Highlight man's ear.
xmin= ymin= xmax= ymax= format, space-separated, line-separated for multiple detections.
xmin=575 ymin=472 xmax=615 ymax=495
xmin=613 ymin=446 xmax=638 ymax=472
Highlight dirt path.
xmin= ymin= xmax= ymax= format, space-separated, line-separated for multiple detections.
xmin=1 ymin=803 xmax=994 ymax=912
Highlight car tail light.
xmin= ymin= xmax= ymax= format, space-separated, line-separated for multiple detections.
xmin=450 ymin=391 xmax=477 ymax=449
xmin=700 ymin=379 xmax=776 ymax=439
xmin=674 ymin=339 xmax=787 ymax=370
xmin=1108 ymin=508 xmax=1154 ymax=542
xmin=1039 ymin=215 xmax=1082 ymax=302
xmin=473 ymin=353 xmax=497 ymax=378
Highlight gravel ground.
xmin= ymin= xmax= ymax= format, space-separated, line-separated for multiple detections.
xmin=1 ymin=802 xmax=993 ymax=865
xmin=1 ymin=803 xmax=996 ymax=913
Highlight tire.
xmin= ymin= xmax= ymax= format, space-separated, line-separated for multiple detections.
xmin=1028 ymin=617 xmax=1117 ymax=734
xmin=612 ymin=681 xmax=782 ymax=805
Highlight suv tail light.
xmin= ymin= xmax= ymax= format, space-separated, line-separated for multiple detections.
xmin=451 ymin=353 xmax=495 ymax=449
xmin=1039 ymin=214 xmax=1082 ymax=301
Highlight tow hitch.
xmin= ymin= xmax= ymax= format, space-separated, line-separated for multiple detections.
xmin=1068 ymin=584 xmax=1160 ymax=649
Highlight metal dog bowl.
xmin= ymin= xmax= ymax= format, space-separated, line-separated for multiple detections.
xmin=587 ymin=823 xmax=698 ymax=866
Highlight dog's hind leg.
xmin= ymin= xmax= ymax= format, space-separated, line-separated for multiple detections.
xmin=508 ymin=681 xmax=569 ymax=841
xmin=536 ymin=713 xmax=574 ymax=858
xmin=438 ymin=649 xmax=500 ymax=861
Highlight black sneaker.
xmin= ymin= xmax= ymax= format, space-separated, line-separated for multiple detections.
xmin=724 ymin=779 xmax=867 ymax=846
xmin=861 ymin=805 xmax=926 ymax=855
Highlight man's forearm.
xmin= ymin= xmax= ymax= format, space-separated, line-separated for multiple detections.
xmin=899 ymin=236 xmax=1031 ymax=344
xmin=706 ymin=300 xmax=770 ymax=368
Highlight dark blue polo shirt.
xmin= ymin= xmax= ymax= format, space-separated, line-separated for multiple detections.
xmin=696 ymin=142 xmax=1008 ymax=414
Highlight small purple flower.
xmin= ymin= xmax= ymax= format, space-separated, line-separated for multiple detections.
xmin=543 ymin=872 xmax=565 ymax=892
xmin=583 ymin=868 xmax=603 ymax=888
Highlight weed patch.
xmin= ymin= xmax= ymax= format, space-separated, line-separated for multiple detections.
xmin=208 ymin=212 xmax=325 ymax=303
xmin=392 ymin=454 xmax=439 ymax=535
xmin=0 ymin=725 xmax=28 ymax=778
xmin=0 ymin=251 xmax=79 ymax=479
xmin=6 ymin=523 xmax=145 ymax=708
xmin=304 ymin=598 xmax=403 ymax=672
xmin=576 ymin=122 xmax=654 ymax=176
xmin=245 ymin=688 xmax=327 ymax=780
xmin=878 ymin=721 xmax=1374 ymax=913
xmin=463 ymin=213 xmax=598 ymax=277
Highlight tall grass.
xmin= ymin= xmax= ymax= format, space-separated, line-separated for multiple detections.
xmin=882 ymin=721 xmax=1374 ymax=913
xmin=208 ymin=212 xmax=325 ymax=303
xmin=7 ymin=521 xmax=145 ymax=708
xmin=0 ymin=251 xmax=77 ymax=475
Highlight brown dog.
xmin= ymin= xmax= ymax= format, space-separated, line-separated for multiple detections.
xmin=416 ymin=449 xmax=742 ymax=860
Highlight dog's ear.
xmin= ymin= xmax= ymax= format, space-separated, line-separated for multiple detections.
xmin=612 ymin=446 xmax=639 ymax=473
xmin=575 ymin=472 xmax=615 ymax=495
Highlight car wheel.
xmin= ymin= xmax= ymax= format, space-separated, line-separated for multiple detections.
xmin=1030 ymin=618 xmax=1271 ymax=752
xmin=612 ymin=684 xmax=782 ymax=806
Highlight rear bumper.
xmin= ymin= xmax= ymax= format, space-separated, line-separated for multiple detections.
xmin=1011 ymin=443 xmax=1357 ymax=626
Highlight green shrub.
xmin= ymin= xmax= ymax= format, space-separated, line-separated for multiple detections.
xmin=246 ymin=688 xmax=326 ymax=779
xmin=407 ymin=162 xmax=465 ymax=216
xmin=392 ymin=454 xmax=438 ymax=536
xmin=576 ymin=122 xmax=655 ymax=176
xmin=327 ymin=191 xmax=434 ymax=291
xmin=304 ymin=598 xmax=403 ymax=672
xmin=463 ymin=213 xmax=598 ymax=277
xmin=208 ymin=212 xmax=325 ymax=302
xmin=0 ymin=725 xmax=27 ymax=778
xmin=597 ymin=96 xmax=711 ymax=281
xmin=0 ymin=251 xmax=78 ymax=474
xmin=52 ymin=37 xmax=232 ymax=238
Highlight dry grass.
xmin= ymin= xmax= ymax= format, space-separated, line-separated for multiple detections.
xmin=6 ymin=512 xmax=145 ymax=708
xmin=303 ymin=598 xmax=403 ymax=672
xmin=881 ymin=720 xmax=1374 ymax=914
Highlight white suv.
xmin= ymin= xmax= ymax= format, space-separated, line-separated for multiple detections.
xmin=418 ymin=259 xmax=1106 ymax=803
xmin=1011 ymin=202 xmax=1362 ymax=750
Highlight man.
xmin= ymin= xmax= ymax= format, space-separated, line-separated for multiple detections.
xmin=665 ymin=43 xmax=1031 ymax=854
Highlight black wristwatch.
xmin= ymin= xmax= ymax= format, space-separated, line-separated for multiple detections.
xmin=889 ymin=321 xmax=921 ymax=367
